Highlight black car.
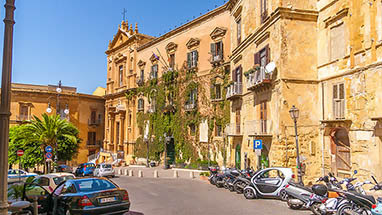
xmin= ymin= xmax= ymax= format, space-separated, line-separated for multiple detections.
xmin=23 ymin=178 xmax=130 ymax=215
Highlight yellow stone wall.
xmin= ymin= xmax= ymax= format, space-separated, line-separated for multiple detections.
xmin=9 ymin=83 xmax=105 ymax=166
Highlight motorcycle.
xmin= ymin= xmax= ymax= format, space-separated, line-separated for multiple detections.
xmin=336 ymin=176 xmax=382 ymax=215
xmin=308 ymin=171 xmax=358 ymax=215
xmin=208 ymin=166 xmax=219 ymax=185
xmin=232 ymin=168 xmax=256 ymax=194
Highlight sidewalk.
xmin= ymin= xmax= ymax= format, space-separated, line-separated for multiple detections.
xmin=114 ymin=166 xmax=208 ymax=180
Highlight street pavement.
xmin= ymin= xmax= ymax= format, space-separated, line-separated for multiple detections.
xmin=111 ymin=176 xmax=312 ymax=215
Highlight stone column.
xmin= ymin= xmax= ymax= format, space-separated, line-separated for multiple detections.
xmin=110 ymin=114 xmax=115 ymax=152
xmin=0 ymin=1 xmax=15 ymax=214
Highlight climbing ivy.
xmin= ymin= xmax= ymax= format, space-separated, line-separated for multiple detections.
xmin=134 ymin=64 xmax=231 ymax=165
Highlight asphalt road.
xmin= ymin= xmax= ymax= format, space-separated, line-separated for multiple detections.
xmin=111 ymin=176 xmax=311 ymax=215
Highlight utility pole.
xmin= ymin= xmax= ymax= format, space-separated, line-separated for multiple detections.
xmin=0 ymin=1 xmax=15 ymax=214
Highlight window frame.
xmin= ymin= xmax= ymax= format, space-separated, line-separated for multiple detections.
xmin=333 ymin=83 xmax=345 ymax=119
xmin=119 ymin=65 xmax=124 ymax=87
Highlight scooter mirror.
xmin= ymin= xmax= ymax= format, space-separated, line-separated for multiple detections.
xmin=354 ymin=170 xmax=358 ymax=175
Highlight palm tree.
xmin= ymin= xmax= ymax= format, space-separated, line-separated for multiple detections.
xmin=22 ymin=114 xmax=80 ymax=172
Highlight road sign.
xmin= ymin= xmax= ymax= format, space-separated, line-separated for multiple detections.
xmin=255 ymin=149 xmax=262 ymax=156
xmin=45 ymin=152 xmax=53 ymax=159
xmin=45 ymin=146 xmax=53 ymax=153
xmin=253 ymin=139 xmax=263 ymax=149
xmin=16 ymin=150 xmax=24 ymax=157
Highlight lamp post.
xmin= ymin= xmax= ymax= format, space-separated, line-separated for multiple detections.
xmin=46 ymin=81 xmax=69 ymax=172
xmin=289 ymin=105 xmax=303 ymax=184
xmin=0 ymin=1 xmax=15 ymax=214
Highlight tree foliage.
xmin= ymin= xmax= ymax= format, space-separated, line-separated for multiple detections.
xmin=8 ymin=114 xmax=81 ymax=168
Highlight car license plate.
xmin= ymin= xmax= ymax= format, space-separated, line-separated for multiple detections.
xmin=100 ymin=197 xmax=116 ymax=203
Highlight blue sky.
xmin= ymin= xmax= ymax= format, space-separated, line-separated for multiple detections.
xmin=0 ymin=0 xmax=226 ymax=94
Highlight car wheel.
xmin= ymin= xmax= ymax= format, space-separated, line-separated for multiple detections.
xmin=243 ymin=188 xmax=256 ymax=199
xmin=279 ymin=189 xmax=289 ymax=201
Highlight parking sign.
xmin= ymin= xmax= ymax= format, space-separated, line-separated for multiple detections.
xmin=253 ymin=139 xmax=262 ymax=150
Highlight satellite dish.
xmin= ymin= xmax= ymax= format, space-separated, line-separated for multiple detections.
xmin=265 ymin=62 xmax=276 ymax=74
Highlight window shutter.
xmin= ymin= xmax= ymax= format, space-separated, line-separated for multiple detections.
xmin=210 ymin=84 xmax=215 ymax=99
xmin=254 ymin=52 xmax=260 ymax=65
xmin=219 ymin=42 xmax=224 ymax=58
xmin=211 ymin=43 xmax=216 ymax=57
xmin=339 ymin=83 xmax=344 ymax=99
xmin=195 ymin=51 xmax=199 ymax=67
xmin=232 ymin=69 xmax=237 ymax=82
xmin=238 ymin=66 xmax=242 ymax=83
xmin=333 ymin=85 xmax=338 ymax=99
xmin=265 ymin=44 xmax=270 ymax=64
xmin=187 ymin=52 xmax=191 ymax=68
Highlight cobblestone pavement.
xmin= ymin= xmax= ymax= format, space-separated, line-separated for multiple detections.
xmin=111 ymin=176 xmax=312 ymax=215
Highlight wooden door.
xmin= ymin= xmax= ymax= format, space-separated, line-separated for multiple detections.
xmin=332 ymin=128 xmax=351 ymax=175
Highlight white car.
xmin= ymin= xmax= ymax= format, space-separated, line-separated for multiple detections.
xmin=31 ymin=173 xmax=75 ymax=193
xmin=8 ymin=169 xmax=37 ymax=183
xmin=93 ymin=163 xmax=115 ymax=177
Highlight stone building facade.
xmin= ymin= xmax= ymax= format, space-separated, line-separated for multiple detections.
xmin=226 ymin=0 xmax=382 ymax=182
xmin=9 ymin=83 xmax=105 ymax=166
xmin=104 ymin=5 xmax=231 ymax=165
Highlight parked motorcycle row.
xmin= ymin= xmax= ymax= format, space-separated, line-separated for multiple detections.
xmin=208 ymin=167 xmax=382 ymax=215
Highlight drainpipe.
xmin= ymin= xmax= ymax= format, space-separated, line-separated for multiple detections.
xmin=321 ymin=82 xmax=325 ymax=176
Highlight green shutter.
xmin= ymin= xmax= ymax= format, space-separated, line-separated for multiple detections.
xmin=187 ymin=52 xmax=191 ymax=68
xmin=211 ymin=43 xmax=216 ymax=57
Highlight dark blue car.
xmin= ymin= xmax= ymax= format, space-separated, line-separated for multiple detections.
xmin=74 ymin=163 xmax=95 ymax=177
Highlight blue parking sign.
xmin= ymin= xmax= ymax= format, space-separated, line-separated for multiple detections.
xmin=45 ymin=146 xmax=53 ymax=153
xmin=253 ymin=140 xmax=262 ymax=149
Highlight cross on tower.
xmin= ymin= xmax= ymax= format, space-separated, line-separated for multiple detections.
xmin=122 ymin=8 xmax=127 ymax=20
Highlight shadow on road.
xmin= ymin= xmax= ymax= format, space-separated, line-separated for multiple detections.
xmin=128 ymin=211 xmax=144 ymax=215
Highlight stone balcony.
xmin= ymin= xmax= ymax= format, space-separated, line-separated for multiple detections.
xmin=245 ymin=120 xmax=273 ymax=137
xmin=227 ymin=123 xmax=242 ymax=136
xmin=226 ymin=82 xmax=242 ymax=100
xmin=87 ymin=140 xmax=102 ymax=148
xmin=246 ymin=67 xmax=272 ymax=91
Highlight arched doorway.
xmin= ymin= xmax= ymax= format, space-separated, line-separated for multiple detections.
xmin=235 ymin=144 xmax=241 ymax=169
xmin=330 ymin=127 xmax=351 ymax=177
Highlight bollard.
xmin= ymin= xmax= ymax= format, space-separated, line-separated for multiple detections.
xmin=138 ymin=170 xmax=143 ymax=177
xmin=129 ymin=169 xmax=133 ymax=177
xmin=173 ymin=170 xmax=178 ymax=178
xmin=33 ymin=198 xmax=38 ymax=215
xmin=154 ymin=170 xmax=158 ymax=178
xmin=189 ymin=171 xmax=194 ymax=179
xmin=118 ymin=169 xmax=122 ymax=175
xmin=124 ymin=169 xmax=128 ymax=176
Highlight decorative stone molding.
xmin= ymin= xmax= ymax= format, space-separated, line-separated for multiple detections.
xmin=165 ymin=42 xmax=178 ymax=54
xmin=210 ymin=27 xmax=227 ymax=40
xmin=137 ymin=60 xmax=146 ymax=68
xmin=186 ymin=38 xmax=200 ymax=49
xmin=115 ymin=53 xmax=127 ymax=63
xmin=150 ymin=53 xmax=159 ymax=63
xmin=255 ymin=32 xmax=270 ymax=47
xmin=324 ymin=8 xmax=349 ymax=28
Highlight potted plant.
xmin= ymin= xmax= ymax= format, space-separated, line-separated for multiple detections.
xmin=199 ymin=172 xmax=210 ymax=181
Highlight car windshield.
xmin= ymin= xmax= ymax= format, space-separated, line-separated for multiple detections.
xmin=74 ymin=179 xmax=117 ymax=192
xmin=102 ymin=164 xmax=112 ymax=168
xmin=53 ymin=176 xmax=75 ymax=185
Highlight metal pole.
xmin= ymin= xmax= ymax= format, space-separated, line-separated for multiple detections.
xmin=207 ymin=140 xmax=210 ymax=167
xmin=146 ymin=139 xmax=149 ymax=167
xmin=294 ymin=119 xmax=303 ymax=184
xmin=0 ymin=1 xmax=15 ymax=214
xmin=164 ymin=137 xmax=167 ymax=169
xmin=18 ymin=156 xmax=20 ymax=183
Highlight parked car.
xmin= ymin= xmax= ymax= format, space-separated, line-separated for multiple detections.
xmin=74 ymin=163 xmax=96 ymax=177
xmin=93 ymin=163 xmax=115 ymax=178
xmin=23 ymin=178 xmax=130 ymax=215
xmin=243 ymin=167 xmax=294 ymax=200
xmin=8 ymin=169 xmax=37 ymax=183
xmin=56 ymin=165 xmax=73 ymax=173
xmin=31 ymin=173 xmax=75 ymax=193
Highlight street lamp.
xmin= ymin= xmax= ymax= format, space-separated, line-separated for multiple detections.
xmin=289 ymin=105 xmax=303 ymax=184
xmin=0 ymin=1 xmax=16 ymax=214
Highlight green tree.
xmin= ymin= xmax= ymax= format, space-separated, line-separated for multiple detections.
xmin=8 ymin=114 xmax=81 ymax=168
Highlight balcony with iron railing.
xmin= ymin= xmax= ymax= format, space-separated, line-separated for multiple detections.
xmin=245 ymin=120 xmax=273 ymax=137
xmin=184 ymin=102 xmax=197 ymax=112
xmin=136 ymin=77 xmax=144 ymax=86
xmin=209 ymin=54 xmax=224 ymax=66
xmin=226 ymin=82 xmax=242 ymax=100
xmin=88 ymin=118 xmax=101 ymax=126
xmin=246 ymin=67 xmax=272 ymax=90
xmin=16 ymin=115 xmax=31 ymax=122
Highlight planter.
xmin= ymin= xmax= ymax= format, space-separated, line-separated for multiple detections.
xmin=199 ymin=175 xmax=208 ymax=181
